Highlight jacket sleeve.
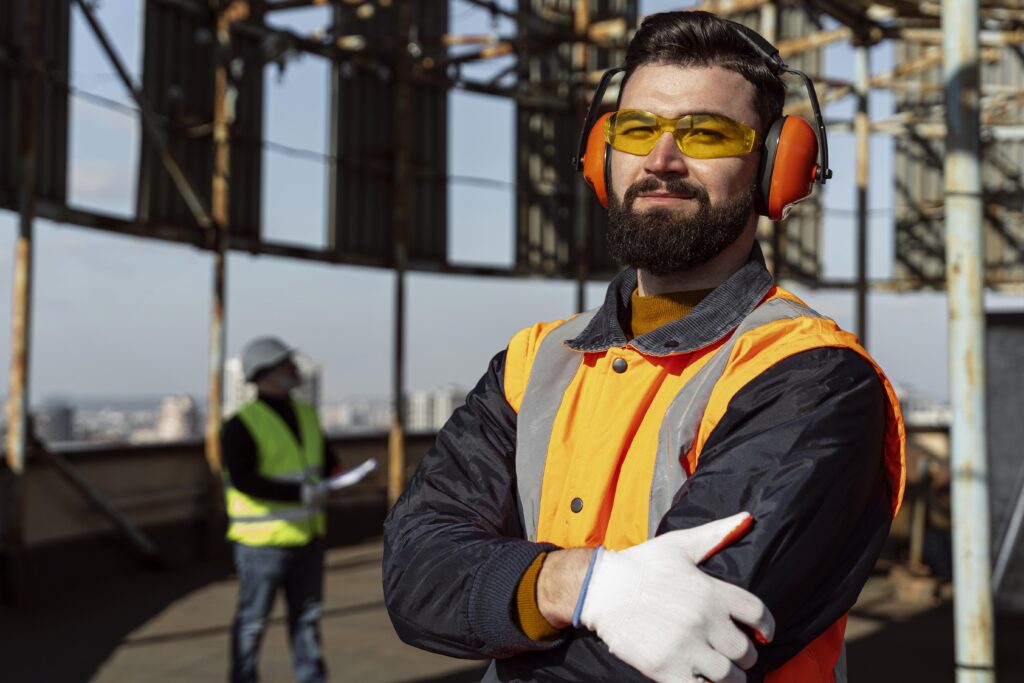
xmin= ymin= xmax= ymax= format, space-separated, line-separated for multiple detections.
xmin=322 ymin=439 xmax=339 ymax=478
xmin=667 ymin=346 xmax=891 ymax=673
xmin=492 ymin=346 xmax=890 ymax=682
xmin=382 ymin=350 xmax=564 ymax=660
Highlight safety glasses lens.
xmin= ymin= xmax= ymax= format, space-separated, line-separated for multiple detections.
xmin=605 ymin=110 xmax=660 ymax=155
xmin=605 ymin=110 xmax=757 ymax=159
xmin=678 ymin=115 xmax=756 ymax=158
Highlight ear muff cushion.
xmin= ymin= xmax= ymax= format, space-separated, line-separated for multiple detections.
xmin=583 ymin=112 xmax=615 ymax=208
xmin=757 ymin=117 xmax=784 ymax=217
xmin=762 ymin=116 xmax=819 ymax=220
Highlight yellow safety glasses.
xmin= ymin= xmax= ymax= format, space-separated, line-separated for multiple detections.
xmin=604 ymin=109 xmax=761 ymax=159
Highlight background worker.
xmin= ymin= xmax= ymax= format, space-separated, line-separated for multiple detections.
xmin=383 ymin=11 xmax=905 ymax=683
xmin=222 ymin=336 xmax=337 ymax=683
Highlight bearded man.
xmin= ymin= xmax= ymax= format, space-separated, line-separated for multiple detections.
xmin=382 ymin=11 xmax=905 ymax=683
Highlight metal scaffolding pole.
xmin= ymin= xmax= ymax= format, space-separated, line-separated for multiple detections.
xmin=573 ymin=0 xmax=590 ymax=314
xmin=758 ymin=2 xmax=783 ymax=279
xmin=854 ymin=43 xmax=870 ymax=345
xmin=388 ymin=1 xmax=412 ymax=507
xmin=943 ymin=0 xmax=996 ymax=680
xmin=2 ymin=0 xmax=40 ymax=604
xmin=205 ymin=2 xmax=241 ymax=476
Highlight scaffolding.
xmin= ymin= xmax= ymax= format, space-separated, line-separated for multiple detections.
xmin=2 ymin=0 xmax=1022 ymax=678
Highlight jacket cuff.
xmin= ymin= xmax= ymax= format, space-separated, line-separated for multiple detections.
xmin=467 ymin=539 xmax=566 ymax=658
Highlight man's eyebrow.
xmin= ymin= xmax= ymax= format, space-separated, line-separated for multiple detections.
xmin=667 ymin=110 xmax=736 ymax=120
xmin=620 ymin=108 xmax=748 ymax=125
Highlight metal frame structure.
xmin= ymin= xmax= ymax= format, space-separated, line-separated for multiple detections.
xmin=2 ymin=1 xmax=1022 ymax=676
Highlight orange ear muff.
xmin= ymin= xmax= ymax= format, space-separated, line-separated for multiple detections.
xmin=582 ymin=112 xmax=615 ymax=208
xmin=758 ymin=116 xmax=819 ymax=220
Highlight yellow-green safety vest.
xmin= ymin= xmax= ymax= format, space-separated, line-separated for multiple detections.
xmin=224 ymin=399 xmax=326 ymax=546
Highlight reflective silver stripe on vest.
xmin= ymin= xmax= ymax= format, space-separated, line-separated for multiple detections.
xmin=264 ymin=466 xmax=322 ymax=485
xmin=647 ymin=297 xmax=820 ymax=536
xmin=515 ymin=311 xmax=598 ymax=541
xmin=834 ymin=642 xmax=848 ymax=683
xmin=515 ymin=297 xmax=828 ymax=542
xmin=228 ymin=504 xmax=320 ymax=524
xmin=480 ymin=661 xmax=500 ymax=683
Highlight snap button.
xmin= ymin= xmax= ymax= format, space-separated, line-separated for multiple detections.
xmin=612 ymin=358 xmax=627 ymax=373
xmin=663 ymin=340 xmax=679 ymax=348
xmin=570 ymin=497 xmax=584 ymax=513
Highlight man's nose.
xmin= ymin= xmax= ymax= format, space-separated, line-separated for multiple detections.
xmin=643 ymin=132 xmax=689 ymax=176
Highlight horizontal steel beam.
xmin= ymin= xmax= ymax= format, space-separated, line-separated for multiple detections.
xmin=19 ymin=199 xmax=1024 ymax=290
xmin=888 ymin=26 xmax=1024 ymax=47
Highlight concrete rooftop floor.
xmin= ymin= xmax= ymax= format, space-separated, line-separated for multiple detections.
xmin=3 ymin=537 xmax=1024 ymax=682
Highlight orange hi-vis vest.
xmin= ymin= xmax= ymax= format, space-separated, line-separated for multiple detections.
xmin=502 ymin=286 xmax=906 ymax=683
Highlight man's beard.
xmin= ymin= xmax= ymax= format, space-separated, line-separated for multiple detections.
xmin=606 ymin=176 xmax=755 ymax=276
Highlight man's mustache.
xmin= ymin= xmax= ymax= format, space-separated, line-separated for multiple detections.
xmin=623 ymin=177 xmax=709 ymax=207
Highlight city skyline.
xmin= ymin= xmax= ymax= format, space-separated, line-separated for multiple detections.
xmin=4 ymin=381 xmax=475 ymax=446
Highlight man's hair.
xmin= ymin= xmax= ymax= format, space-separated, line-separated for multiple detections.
xmin=622 ymin=11 xmax=786 ymax=134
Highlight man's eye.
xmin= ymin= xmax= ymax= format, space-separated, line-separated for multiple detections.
xmin=619 ymin=125 xmax=656 ymax=138
xmin=689 ymin=129 xmax=728 ymax=141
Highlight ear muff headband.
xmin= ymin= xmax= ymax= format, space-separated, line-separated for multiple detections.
xmin=723 ymin=19 xmax=832 ymax=185
xmin=574 ymin=67 xmax=624 ymax=174
xmin=574 ymin=67 xmax=624 ymax=208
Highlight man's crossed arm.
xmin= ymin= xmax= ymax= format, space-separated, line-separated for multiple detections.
xmin=383 ymin=346 xmax=889 ymax=682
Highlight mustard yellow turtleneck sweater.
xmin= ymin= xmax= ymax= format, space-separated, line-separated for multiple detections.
xmin=514 ymin=286 xmax=713 ymax=640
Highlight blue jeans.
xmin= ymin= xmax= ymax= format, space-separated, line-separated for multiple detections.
xmin=230 ymin=539 xmax=327 ymax=683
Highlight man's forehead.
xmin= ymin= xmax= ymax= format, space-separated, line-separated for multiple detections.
xmin=619 ymin=63 xmax=759 ymax=126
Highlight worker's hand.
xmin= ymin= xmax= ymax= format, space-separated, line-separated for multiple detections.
xmin=579 ymin=512 xmax=774 ymax=683
xmin=300 ymin=481 xmax=331 ymax=507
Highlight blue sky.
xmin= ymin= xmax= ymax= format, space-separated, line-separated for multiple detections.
xmin=0 ymin=0 xmax=1018 ymax=405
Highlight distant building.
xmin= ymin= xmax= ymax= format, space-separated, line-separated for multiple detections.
xmin=291 ymin=354 xmax=321 ymax=412
xmin=224 ymin=357 xmax=254 ymax=418
xmin=405 ymin=385 xmax=467 ymax=433
xmin=224 ymin=352 xmax=321 ymax=417
xmin=320 ymin=400 xmax=363 ymax=433
xmin=407 ymin=391 xmax=433 ymax=432
xmin=892 ymin=383 xmax=951 ymax=428
xmin=154 ymin=394 xmax=200 ymax=441
xmin=35 ymin=402 xmax=74 ymax=444
xmin=431 ymin=385 xmax=467 ymax=430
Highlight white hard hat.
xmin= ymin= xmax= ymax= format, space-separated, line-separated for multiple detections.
xmin=241 ymin=336 xmax=294 ymax=381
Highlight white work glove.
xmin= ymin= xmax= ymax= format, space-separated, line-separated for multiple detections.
xmin=300 ymin=480 xmax=331 ymax=507
xmin=579 ymin=512 xmax=775 ymax=683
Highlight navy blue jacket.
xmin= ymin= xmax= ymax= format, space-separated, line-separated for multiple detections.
xmin=383 ymin=250 xmax=891 ymax=682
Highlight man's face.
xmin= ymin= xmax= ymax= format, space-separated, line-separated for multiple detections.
xmin=262 ymin=358 xmax=301 ymax=394
xmin=607 ymin=64 xmax=762 ymax=275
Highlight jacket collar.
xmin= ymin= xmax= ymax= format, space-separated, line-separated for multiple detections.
xmin=564 ymin=242 xmax=774 ymax=356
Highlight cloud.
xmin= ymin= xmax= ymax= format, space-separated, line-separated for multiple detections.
xmin=71 ymin=95 xmax=139 ymax=138
xmin=69 ymin=161 xmax=134 ymax=205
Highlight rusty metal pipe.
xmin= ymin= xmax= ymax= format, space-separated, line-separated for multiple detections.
xmin=854 ymin=45 xmax=870 ymax=345
xmin=388 ymin=0 xmax=412 ymax=507
xmin=203 ymin=1 xmax=235 ymax=487
xmin=2 ymin=0 xmax=40 ymax=603
xmin=943 ymin=0 xmax=996 ymax=680
xmin=573 ymin=0 xmax=590 ymax=314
